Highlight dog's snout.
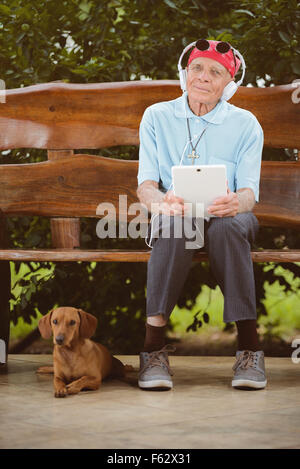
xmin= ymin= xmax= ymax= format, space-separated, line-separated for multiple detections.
xmin=55 ymin=334 xmax=65 ymax=345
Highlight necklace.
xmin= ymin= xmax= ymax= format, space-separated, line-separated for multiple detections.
xmin=186 ymin=118 xmax=209 ymax=165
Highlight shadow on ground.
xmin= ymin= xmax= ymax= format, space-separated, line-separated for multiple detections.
xmin=9 ymin=330 xmax=297 ymax=357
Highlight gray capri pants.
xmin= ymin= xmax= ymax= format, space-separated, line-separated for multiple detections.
xmin=145 ymin=212 xmax=259 ymax=323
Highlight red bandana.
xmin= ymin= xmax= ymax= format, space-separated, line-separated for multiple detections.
xmin=187 ymin=40 xmax=241 ymax=78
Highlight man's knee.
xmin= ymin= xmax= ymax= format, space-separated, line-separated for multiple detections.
xmin=207 ymin=212 xmax=258 ymax=242
xmin=207 ymin=215 xmax=238 ymax=239
xmin=233 ymin=212 xmax=259 ymax=242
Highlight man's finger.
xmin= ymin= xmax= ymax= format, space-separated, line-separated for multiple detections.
xmin=208 ymin=208 xmax=234 ymax=217
xmin=208 ymin=203 xmax=235 ymax=214
xmin=165 ymin=192 xmax=185 ymax=203
xmin=212 ymin=195 xmax=230 ymax=205
xmin=168 ymin=195 xmax=185 ymax=205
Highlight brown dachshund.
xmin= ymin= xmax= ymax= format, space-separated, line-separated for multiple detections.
xmin=37 ymin=306 xmax=132 ymax=398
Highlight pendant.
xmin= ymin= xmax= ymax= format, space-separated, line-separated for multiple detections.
xmin=188 ymin=150 xmax=199 ymax=165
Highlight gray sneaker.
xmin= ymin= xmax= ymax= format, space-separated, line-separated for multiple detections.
xmin=138 ymin=345 xmax=176 ymax=390
xmin=232 ymin=350 xmax=267 ymax=390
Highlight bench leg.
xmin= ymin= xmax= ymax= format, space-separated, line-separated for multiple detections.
xmin=0 ymin=212 xmax=10 ymax=370
xmin=0 ymin=260 xmax=10 ymax=369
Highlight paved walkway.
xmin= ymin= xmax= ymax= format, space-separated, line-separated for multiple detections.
xmin=1 ymin=354 xmax=300 ymax=449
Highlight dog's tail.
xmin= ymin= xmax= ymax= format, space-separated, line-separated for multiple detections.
xmin=111 ymin=356 xmax=134 ymax=378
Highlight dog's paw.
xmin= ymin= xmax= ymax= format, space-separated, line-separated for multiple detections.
xmin=66 ymin=383 xmax=80 ymax=395
xmin=54 ymin=388 xmax=67 ymax=398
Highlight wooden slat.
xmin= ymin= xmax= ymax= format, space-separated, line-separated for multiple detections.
xmin=253 ymin=161 xmax=300 ymax=229
xmin=0 ymin=81 xmax=299 ymax=150
xmin=0 ymin=154 xmax=139 ymax=217
xmin=0 ymin=155 xmax=299 ymax=228
xmin=0 ymin=249 xmax=299 ymax=262
xmin=230 ymin=84 xmax=300 ymax=148
xmin=0 ymin=81 xmax=179 ymax=149
xmin=47 ymin=149 xmax=75 ymax=161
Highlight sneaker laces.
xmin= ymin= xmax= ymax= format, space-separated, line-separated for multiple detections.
xmin=232 ymin=350 xmax=258 ymax=372
xmin=140 ymin=344 xmax=176 ymax=376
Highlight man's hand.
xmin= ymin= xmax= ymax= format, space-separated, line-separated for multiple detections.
xmin=207 ymin=181 xmax=239 ymax=217
xmin=136 ymin=181 xmax=186 ymax=216
xmin=156 ymin=190 xmax=186 ymax=216
xmin=137 ymin=180 xmax=255 ymax=218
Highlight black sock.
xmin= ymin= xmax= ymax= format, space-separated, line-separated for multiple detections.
xmin=143 ymin=323 xmax=166 ymax=353
xmin=235 ymin=319 xmax=260 ymax=352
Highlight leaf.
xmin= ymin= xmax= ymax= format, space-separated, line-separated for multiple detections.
xmin=78 ymin=12 xmax=89 ymax=21
xmin=163 ymin=0 xmax=178 ymax=9
xmin=20 ymin=295 xmax=27 ymax=309
xmin=16 ymin=32 xmax=26 ymax=44
xmin=25 ymin=289 xmax=32 ymax=301
xmin=278 ymin=31 xmax=290 ymax=44
xmin=0 ymin=5 xmax=11 ymax=15
xmin=79 ymin=1 xmax=92 ymax=13
xmin=234 ymin=9 xmax=255 ymax=18
xmin=203 ymin=312 xmax=209 ymax=324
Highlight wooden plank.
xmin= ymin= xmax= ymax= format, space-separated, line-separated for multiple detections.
xmin=0 ymin=155 xmax=139 ymax=217
xmin=0 ymin=155 xmax=299 ymax=228
xmin=230 ymin=84 xmax=300 ymax=148
xmin=253 ymin=161 xmax=300 ymax=229
xmin=0 ymin=81 xmax=179 ymax=149
xmin=0 ymin=249 xmax=299 ymax=262
xmin=0 ymin=81 xmax=299 ymax=150
xmin=48 ymin=149 xmax=74 ymax=161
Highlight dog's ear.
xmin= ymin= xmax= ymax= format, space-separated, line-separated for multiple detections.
xmin=77 ymin=309 xmax=98 ymax=339
xmin=38 ymin=309 xmax=54 ymax=339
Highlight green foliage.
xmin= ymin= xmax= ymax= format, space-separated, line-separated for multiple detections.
xmin=0 ymin=0 xmax=298 ymax=87
xmin=0 ymin=0 xmax=299 ymax=350
xmin=11 ymin=260 xmax=148 ymax=354
xmin=229 ymin=0 xmax=300 ymax=84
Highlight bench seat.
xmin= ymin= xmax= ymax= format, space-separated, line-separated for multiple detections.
xmin=0 ymin=248 xmax=299 ymax=263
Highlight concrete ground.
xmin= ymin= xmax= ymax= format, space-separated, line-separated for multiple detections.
xmin=0 ymin=354 xmax=300 ymax=449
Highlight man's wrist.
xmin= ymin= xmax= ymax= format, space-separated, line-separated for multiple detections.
xmin=236 ymin=189 xmax=255 ymax=213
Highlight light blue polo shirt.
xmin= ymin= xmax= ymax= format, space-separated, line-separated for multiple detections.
xmin=137 ymin=92 xmax=264 ymax=203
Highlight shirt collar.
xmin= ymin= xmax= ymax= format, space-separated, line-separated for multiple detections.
xmin=174 ymin=91 xmax=228 ymax=124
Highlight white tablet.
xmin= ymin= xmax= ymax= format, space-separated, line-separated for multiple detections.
xmin=172 ymin=164 xmax=227 ymax=218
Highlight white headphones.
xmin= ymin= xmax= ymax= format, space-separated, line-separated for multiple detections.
xmin=177 ymin=40 xmax=246 ymax=101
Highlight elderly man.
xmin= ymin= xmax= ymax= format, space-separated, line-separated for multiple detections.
xmin=136 ymin=39 xmax=265 ymax=391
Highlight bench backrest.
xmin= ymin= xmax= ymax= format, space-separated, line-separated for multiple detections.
xmin=0 ymin=81 xmax=299 ymax=248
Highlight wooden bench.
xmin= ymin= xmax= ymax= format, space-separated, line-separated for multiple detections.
xmin=0 ymin=80 xmax=299 ymax=365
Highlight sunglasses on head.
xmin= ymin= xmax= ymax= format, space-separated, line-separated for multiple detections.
xmin=195 ymin=39 xmax=237 ymax=72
